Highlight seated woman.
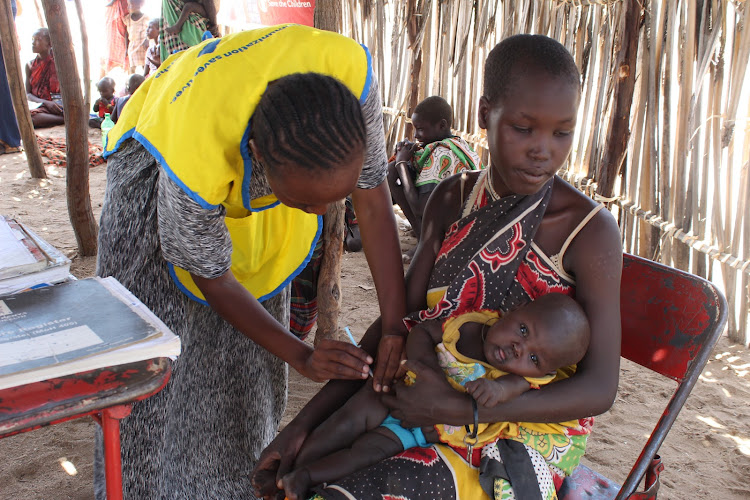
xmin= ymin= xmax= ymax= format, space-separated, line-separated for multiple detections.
xmin=253 ymin=34 xmax=623 ymax=500
xmin=25 ymin=28 xmax=64 ymax=128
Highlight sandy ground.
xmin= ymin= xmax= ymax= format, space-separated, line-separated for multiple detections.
xmin=0 ymin=126 xmax=748 ymax=499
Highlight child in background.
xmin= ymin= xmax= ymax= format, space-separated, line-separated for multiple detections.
xmin=280 ymin=293 xmax=591 ymax=500
xmin=25 ymin=28 xmax=64 ymax=128
xmin=387 ymin=96 xmax=482 ymax=249
xmin=89 ymin=77 xmax=116 ymax=129
xmin=123 ymin=0 xmax=149 ymax=73
xmin=143 ymin=18 xmax=161 ymax=77
xmin=110 ymin=73 xmax=145 ymax=123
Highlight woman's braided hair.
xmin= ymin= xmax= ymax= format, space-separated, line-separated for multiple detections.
xmin=251 ymin=73 xmax=366 ymax=173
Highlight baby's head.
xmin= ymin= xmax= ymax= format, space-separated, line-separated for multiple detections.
xmin=125 ymin=74 xmax=145 ymax=95
xmin=479 ymin=35 xmax=581 ymax=196
xmin=97 ymin=77 xmax=116 ymax=101
xmin=147 ymin=18 xmax=160 ymax=40
xmin=411 ymin=96 xmax=453 ymax=146
xmin=483 ymin=293 xmax=590 ymax=378
xmin=128 ymin=0 xmax=144 ymax=13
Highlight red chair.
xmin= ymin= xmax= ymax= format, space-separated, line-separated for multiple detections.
xmin=558 ymin=254 xmax=728 ymax=499
xmin=0 ymin=357 xmax=171 ymax=500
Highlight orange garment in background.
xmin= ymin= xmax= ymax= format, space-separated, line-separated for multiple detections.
xmin=104 ymin=0 xmax=129 ymax=71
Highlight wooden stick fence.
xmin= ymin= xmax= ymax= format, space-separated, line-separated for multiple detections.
xmin=340 ymin=0 xmax=750 ymax=345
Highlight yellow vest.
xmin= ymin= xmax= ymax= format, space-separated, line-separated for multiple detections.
xmin=103 ymin=25 xmax=372 ymax=304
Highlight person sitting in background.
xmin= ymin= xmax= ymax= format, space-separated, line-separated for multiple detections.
xmin=25 ymin=28 xmax=64 ymax=129
xmin=89 ymin=77 xmax=116 ymax=129
xmin=123 ymin=0 xmax=150 ymax=73
xmin=143 ymin=18 xmax=162 ymax=77
xmin=111 ymin=74 xmax=145 ymax=123
xmin=387 ymin=96 xmax=482 ymax=249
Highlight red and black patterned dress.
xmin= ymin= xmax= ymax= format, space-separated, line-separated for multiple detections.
xmin=313 ymin=170 xmax=603 ymax=500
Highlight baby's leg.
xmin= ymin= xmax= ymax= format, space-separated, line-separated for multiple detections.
xmin=295 ymin=383 xmax=389 ymax=467
xmin=283 ymin=427 xmax=403 ymax=500
xmin=202 ymin=0 xmax=218 ymax=28
xmin=166 ymin=1 xmax=208 ymax=35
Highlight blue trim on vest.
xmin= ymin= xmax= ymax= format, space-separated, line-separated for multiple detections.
xmin=102 ymin=126 xmax=135 ymax=159
xmin=241 ymin=111 xmax=280 ymax=212
xmin=241 ymin=118 xmax=254 ymax=210
xmin=102 ymin=127 xmax=219 ymax=210
xmin=133 ymin=131 xmax=219 ymax=209
xmin=167 ymin=263 xmax=210 ymax=306
xmin=167 ymin=214 xmax=322 ymax=305
xmin=359 ymin=44 xmax=373 ymax=105
xmin=256 ymin=214 xmax=323 ymax=302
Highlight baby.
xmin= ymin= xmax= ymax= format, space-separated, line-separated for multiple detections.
xmin=110 ymin=73 xmax=145 ymax=123
xmin=165 ymin=0 xmax=219 ymax=38
xmin=89 ymin=77 xmax=116 ymax=129
xmin=280 ymin=293 xmax=590 ymax=499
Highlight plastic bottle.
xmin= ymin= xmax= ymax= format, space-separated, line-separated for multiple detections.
xmin=101 ymin=113 xmax=115 ymax=147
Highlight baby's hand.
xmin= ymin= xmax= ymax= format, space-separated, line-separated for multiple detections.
xmin=394 ymin=140 xmax=417 ymax=164
xmin=465 ymin=378 xmax=510 ymax=407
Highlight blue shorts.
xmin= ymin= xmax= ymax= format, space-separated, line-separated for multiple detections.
xmin=380 ymin=415 xmax=430 ymax=449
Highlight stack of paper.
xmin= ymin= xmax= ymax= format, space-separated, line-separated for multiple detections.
xmin=0 ymin=277 xmax=181 ymax=390
xmin=0 ymin=216 xmax=72 ymax=295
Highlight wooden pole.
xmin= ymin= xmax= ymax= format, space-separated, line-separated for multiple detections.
xmin=41 ymin=0 xmax=98 ymax=256
xmin=73 ymin=0 xmax=90 ymax=114
xmin=33 ymin=0 xmax=46 ymax=28
xmin=313 ymin=0 xmax=345 ymax=344
xmin=405 ymin=0 xmax=423 ymax=134
xmin=0 ymin=0 xmax=46 ymax=179
xmin=660 ymin=1 xmax=676 ymax=264
xmin=597 ymin=0 xmax=641 ymax=197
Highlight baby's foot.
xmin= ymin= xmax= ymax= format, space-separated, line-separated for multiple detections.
xmin=165 ymin=24 xmax=181 ymax=35
xmin=282 ymin=468 xmax=313 ymax=500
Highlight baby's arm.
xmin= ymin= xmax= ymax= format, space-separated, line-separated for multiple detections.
xmin=464 ymin=376 xmax=532 ymax=407
xmin=405 ymin=320 xmax=444 ymax=373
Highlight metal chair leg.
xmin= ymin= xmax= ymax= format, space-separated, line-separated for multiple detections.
xmin=100 ymin=405 xmax=132 ymax=500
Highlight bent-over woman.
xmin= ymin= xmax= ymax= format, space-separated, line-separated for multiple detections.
xmin=96 ymin=25 xmax=406 ymax=499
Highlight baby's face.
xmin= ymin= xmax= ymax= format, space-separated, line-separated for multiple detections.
xmin=482 ymin=308 xmax=566 ymax=378
xmin=147 ymin=21 xmax=159 ymax=39
xmin=98 ymin=84 xmax=115 ymax=101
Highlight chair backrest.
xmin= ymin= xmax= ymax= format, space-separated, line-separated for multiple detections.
xmin=616 ymin=254 xmax=727 ymax=498
xmin=620 ymin=254 xmax=727 ymax=382
xmin=559 ymin=254 xmax=728 ymax=500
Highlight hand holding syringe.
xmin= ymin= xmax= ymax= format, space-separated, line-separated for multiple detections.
xmin=345 ymin=326 xmax=374 ymax=378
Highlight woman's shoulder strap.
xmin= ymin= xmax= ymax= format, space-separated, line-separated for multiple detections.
xmin=557 ymin=204 xmax=606 ymax=262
